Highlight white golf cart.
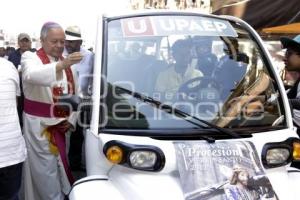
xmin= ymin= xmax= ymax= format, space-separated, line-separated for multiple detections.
xmin=69 ymin=11 xmax=300 ymax=200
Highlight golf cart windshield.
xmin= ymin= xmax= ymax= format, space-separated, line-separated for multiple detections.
xmin=102 ymin=14 xmax=284 ymax=132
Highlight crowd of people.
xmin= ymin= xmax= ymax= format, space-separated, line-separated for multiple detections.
xmin=0 ymin=22 xmax=93 ymax=200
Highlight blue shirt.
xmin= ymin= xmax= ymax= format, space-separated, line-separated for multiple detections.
xmin=8 ymin=49 xmax=21 ymax=68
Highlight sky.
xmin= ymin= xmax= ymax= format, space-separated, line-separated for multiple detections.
xmin=0 ymin=0 xmax=130 ymax=47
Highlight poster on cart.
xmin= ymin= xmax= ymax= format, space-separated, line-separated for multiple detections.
xmin=174 ymin=141 xmax=279 ymax=200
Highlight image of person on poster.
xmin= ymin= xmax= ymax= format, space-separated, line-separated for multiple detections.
xmin=185 ymin=166 xmax=278 ymax=200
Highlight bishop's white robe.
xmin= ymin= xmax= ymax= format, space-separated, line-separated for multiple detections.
xmin=21 ymin=50 xmax=78 ymax=200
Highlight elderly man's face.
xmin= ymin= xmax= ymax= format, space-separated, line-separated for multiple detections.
xmin=41 ymin=28 xmax=65 ymax=59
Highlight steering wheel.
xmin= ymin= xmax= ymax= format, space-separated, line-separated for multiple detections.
xmin=176 ymin=76 xmax=221 ymax=115
xmin=178 ymin=76 xmax=221 ymax=101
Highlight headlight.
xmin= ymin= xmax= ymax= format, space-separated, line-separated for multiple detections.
xmin=266 ymin=148 xmax=290 ymax=165
xmin=129 ymin=150 xmax=157 ymax=169
xmin=103 ymin=140 xmax=165 ymax=172
xmin=261 ymin=138 xmax=300 ymax=168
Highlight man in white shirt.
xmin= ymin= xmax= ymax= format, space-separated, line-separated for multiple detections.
xmin=0 ymin=58 xmax=26 ymax=200
xmin=63 ymin=25 xmax=94 ymax=171
xmin=155 ymin=39 xmax=203 ymax=100
xmin=21 ymin=22 xmax=82 ymax=200
xmin=64 ymin=25 xmax=94 ymax=97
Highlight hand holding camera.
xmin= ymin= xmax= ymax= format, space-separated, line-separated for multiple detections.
xmin=56 ymin=52 xmax=83 ymax=71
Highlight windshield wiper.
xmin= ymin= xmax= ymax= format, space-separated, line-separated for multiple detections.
xmin=114 ymin=85 xmax=241 ymax=142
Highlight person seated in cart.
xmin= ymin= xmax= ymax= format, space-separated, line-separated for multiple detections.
xmin=155 ymin=39 xmax=203 ymax=100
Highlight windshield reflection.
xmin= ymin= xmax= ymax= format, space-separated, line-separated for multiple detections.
xmin=103 ymin=15 xmax=284 ymax=130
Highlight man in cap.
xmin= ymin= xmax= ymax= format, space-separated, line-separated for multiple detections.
xmin=9 ymin=33 xmax=33 ymax=68
xmin=280 ymin=35 xmax=300 ymax=128
xmin=64 ymin=25 xmax=94 ymax=171
xmin=64 ymin=25 xmax=93 ymax=97
xmin=21 ymin=22 xmax=82 ymax=200
xmin=8 ymin=33 xmax=34 ymax=128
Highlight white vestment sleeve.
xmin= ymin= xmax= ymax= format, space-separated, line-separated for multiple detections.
xmin=21 ymin=51 xmax=57 ymax=87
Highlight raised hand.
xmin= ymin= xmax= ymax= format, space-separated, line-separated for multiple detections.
xmin=56 ymin=52 xmax=83 ymax=71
